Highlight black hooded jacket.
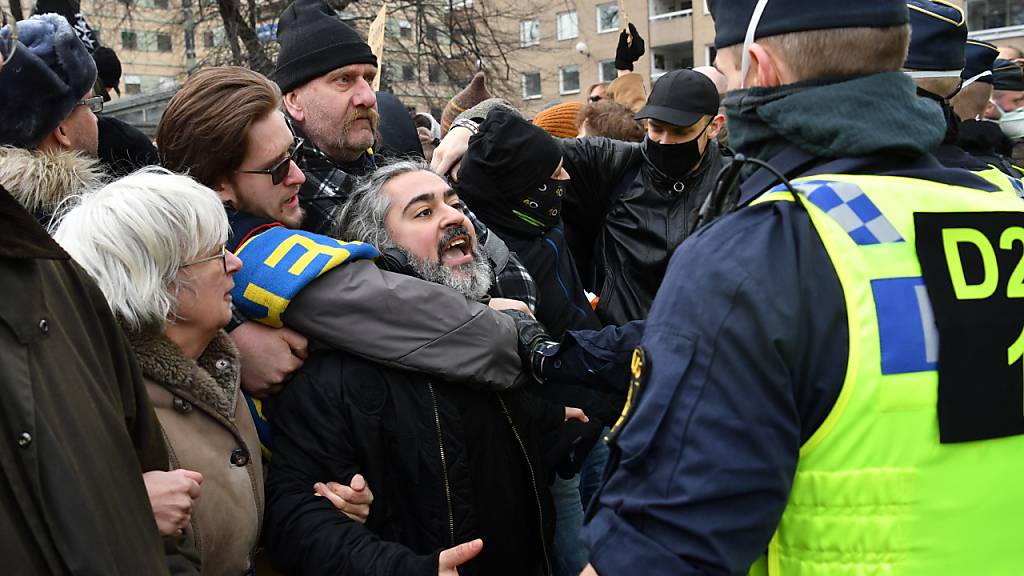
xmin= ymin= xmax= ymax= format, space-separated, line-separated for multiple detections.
xmin=559 ymin=137 xmax=728 ymax=326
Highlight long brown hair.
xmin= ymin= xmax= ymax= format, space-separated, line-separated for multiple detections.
xmin=157 ymin=66 xmax=282 ymax=188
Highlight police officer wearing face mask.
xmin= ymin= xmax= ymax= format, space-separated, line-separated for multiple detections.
xmin=904 ymin=0 xmax=1024 ymax=194
xmin=957 ymin=43 xmax=1024 ymax=180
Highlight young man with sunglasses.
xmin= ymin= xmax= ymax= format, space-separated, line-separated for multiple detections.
xmin=158 ymin=64 xmax=545 ymax=413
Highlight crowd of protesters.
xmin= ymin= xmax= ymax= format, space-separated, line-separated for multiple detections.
xmin=2 ymin=0 xmax=1024 ymax=574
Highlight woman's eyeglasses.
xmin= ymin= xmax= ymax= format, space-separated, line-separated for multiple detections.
xmin=236 ymin=138 xmax=304 ymax=185
xmin=183 ymin=245 xmax=228 ymax=273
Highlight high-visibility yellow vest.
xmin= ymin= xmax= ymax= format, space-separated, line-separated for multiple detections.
xmin=976 ymin=165 xmax=1024 ymax=197
xmin=747 ymin=174 xmax=1024 ymax=576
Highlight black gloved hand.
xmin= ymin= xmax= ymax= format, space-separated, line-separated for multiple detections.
xmin=376 ymin=248 xmax=418 ymax=277
xmin=501 ymin=310 xmax=558 ymax=382
xmin=544 ymin=419 xmax=604 ymax=480
xmin=615 ymin=23 xmax=645 ymax=71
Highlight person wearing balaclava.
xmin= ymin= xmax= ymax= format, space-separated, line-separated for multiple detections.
xmin=903 ymin=0 xmax=1021 ymax=193
xmin=458 ymin=109 xmax=618 ymax=576
xmin=459 ymin=108 xmax=601 ymax=338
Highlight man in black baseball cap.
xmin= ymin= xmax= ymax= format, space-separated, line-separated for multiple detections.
xmin=634 ymin=68 xmax=723 ymax=183
xmin=430 ymin=64 xmax=728 ymax=326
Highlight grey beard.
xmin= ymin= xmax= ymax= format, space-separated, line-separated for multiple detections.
xmin=398 ymin=244 xmax=493 ymax=300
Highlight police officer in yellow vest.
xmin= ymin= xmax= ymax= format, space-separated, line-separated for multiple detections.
xmin=904 ymin=0 xmax=1024 ymax=196
xmin=578 ymin=1 xmax=1024 ymax=574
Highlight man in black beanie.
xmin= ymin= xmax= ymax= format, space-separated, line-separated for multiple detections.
xmin=272 ymin=0 xmax=539 ymax=314
xmin=273 ymin=0 xmax=379 ymax=235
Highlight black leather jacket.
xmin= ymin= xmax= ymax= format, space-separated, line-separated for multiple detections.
xmin=559 ymin=137 xmax=729 ymax=326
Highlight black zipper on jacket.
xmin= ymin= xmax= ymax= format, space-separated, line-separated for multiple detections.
xmin=427 ymin=382 xmax=456 ymax=547
xmin=497 ymin=395 xmax=552 ymax=576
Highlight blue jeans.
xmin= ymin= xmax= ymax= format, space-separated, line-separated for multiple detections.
xmin=549 ymin=473 xmax=587 ymax=576
xmin=578 ymin=430 xmax=611 ymax=512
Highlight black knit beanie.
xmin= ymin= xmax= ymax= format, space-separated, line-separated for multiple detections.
xmin=457 ymin=109 xmax=562 ymax=236
xmin=274 ymin=0 xmax=377 ymax=94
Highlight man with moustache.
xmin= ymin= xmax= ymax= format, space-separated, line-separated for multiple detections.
xmin=273 ymin=0 xmax=381 ymax=235
xmin=274 ymin=0 xmax=538 ymax=310
xmin=263 ymin=160 xmax=592 ymax=576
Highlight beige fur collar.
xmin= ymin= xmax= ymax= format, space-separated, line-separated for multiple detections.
xmin=128 ymin=329 xmax=242 ymax=421
xmin=0 ymin=146 xmax=104 ymax=218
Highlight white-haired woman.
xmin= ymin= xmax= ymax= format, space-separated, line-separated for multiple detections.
xmin=54 ymin=167 xmax=261 ymax=575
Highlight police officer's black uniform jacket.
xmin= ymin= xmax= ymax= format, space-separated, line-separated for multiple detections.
xmin=558 ymin=137 xmax=727 ymax=326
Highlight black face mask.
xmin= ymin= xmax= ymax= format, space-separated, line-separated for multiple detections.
xmin=514 ymin=178 xmax=565 ymax=231
xmin=644 ymin=120 xmax=711 ymax=182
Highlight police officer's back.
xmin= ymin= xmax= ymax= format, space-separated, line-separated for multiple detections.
xmin=580 ymin=1 xmax=1024 ymax=575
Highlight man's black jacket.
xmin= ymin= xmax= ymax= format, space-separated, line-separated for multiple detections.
xmin=263 ymin=350 xmax=562 ymax=576
xmin=559 ymin=137 xmax=728 ymax=325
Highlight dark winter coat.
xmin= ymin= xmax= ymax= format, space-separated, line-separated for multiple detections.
xmin=263 ymin=350 xmax=563 ymax=576
xmin=559 ymin=137 xmax=728 ymax=325
xmin=0 ymin=184 xmax=187 ymax=575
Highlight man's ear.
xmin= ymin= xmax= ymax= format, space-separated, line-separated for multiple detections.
xmin=50 ymin=121 xmax=74 ymax=149
xmin=706 ymin=114 xmax=726 ymax=139
xmin=215 ymin=178 xmax=238 ymax=207
xmin=748 ymin=42 xmax=784 ymax=88
xmin=283 ymin=90 xmax=305 ymax=123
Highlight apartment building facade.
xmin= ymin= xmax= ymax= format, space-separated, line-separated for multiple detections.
xmin=82 ymin=0 xmax=1023 ymax=124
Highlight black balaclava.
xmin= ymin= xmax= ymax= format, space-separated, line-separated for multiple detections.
xmin=457 ymin=108 xmax=563 ymax=238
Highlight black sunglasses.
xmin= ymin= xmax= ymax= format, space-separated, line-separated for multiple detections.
xmin=237 ymin=137 xmax=304 ymax=185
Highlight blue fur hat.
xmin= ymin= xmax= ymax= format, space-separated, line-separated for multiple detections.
xmin=0 ymin=14 xmax=97 ymax=148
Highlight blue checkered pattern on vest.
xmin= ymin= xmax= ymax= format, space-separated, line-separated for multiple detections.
xmin=773 ymin=180 xmax=905 ymax=245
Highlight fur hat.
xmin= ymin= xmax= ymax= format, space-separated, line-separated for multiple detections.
xmin=274 ymin=0 xmax=377 ymax=94
xmin=441 ymin=71 xmax=491 ymax=133
xmin=533 ymin=101 xmax=583 ymax=139
xmin=0 ymin=14 xmax=97 ymax=148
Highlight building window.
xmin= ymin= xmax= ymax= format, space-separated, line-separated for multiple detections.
xmin=400 ymin=19 xmax=412 ymax=39
xmin=599 ymin=59 xmax=617 ymax=82
xmin=650 ymin=0 xmax=692 ymax=19
xmin=705 ymin=44 xmax=717 ymax=66
xmin=557 ymin=11 xmax=578 ymax=40
xmin=597 ymin=3 xmax=619 ymax=33
xmin=427 ymin=25 xmax=451 ymax=45
xmin=156 ymin=32 xmax=172 ymax=52
xmin=652 ymin=42 xmax=694 ymax=79
xmin=121 ymin=30 xmax=138 ymax=50
xmin=966 ymin=0 xmax=1024 ymax=31
xmin=402 ymin=63 xmax=416 ymax=81
xmin=560 ymin=64 xmax=580 ymax=94
xmin=153 ymin=0 xmax=169 ymax=9
xmin=203 ymin=30 xmax=215 ymax=48
xmin=520 ymin=19 xmax=539 ymax=47
xmin=522 ymin=72 xmax=542 ymax=99
xmin=428 ymin=64 xmax=448 ymax=84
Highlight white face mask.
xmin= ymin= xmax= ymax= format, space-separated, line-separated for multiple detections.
xmin=991 ymin=99 xmax=1024 ymax=141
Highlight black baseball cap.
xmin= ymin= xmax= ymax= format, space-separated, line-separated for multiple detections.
xmin=635 ymin=69 xmax=720 ymax=128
